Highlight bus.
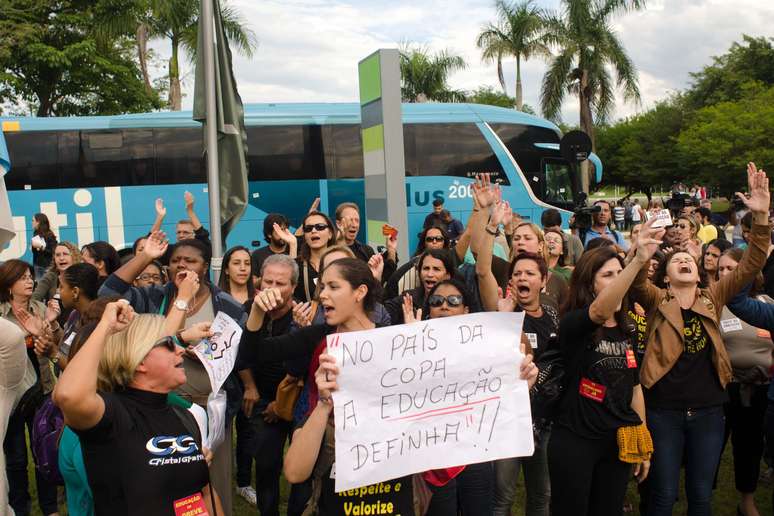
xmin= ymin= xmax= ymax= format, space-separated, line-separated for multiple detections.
xmin=0 ymin=102 xmax=601 ymax=262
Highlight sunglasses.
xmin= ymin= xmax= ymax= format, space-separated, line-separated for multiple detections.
xmin=151 ymin=336 xmax=177 ymax=353
xmin=425 ymin=236 xmax=445 ymax=243
xmin=303 ymin=223 xmax=329 ymax=233
xmin=428 ymin=294 xmax=464 ymax=308
xmin=677 ymin=223 xmax=690 ymax=230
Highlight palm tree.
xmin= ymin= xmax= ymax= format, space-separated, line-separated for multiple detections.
xmin=399 ymin=45 xmax=467 ymax=103
xmin=539 ymin=0 xmax=644 ymax=148
xmin=476 ymin=0 xmax=550 ymax=110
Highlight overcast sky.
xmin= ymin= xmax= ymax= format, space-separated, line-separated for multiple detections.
xmin=158 ymin=0 xmax=774 ymax=125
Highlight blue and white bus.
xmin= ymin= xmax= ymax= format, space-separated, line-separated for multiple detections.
xmin=0 ymin=102 xmax=601 ymax=262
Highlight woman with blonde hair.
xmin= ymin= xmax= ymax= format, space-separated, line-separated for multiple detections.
xmin=53 ymin=301 xmax=223 ymax=515
xmin=509 ymin=220 xmax=567 ymax=310
xmin=33 ymin=241 xmax=81 ymax=316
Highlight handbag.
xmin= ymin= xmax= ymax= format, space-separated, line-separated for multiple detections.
xmin=274 ymin=374 xmax=304 ymax=422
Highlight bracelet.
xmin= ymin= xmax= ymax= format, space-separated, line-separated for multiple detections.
xmin=473 ymin=208 xmax=480 ymax=212
xmin=485 ymin=226 xmax=499 ymax=236
xmin=318 ymin=395 xmax=333 ymax=405
xmin=174 ymin=331 xmax=186 ymax=347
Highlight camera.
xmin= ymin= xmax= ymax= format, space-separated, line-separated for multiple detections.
xmin=731 ymin=197 xmax=746 ymax=211
xmin=666 ymin=192 xmax=697 ymax=214
xmin=570 ymin=204 xmax=602 ymax=231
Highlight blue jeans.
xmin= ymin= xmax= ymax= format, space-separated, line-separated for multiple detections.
xmin=647 ymin=405 xmax=725 ymax=516
xmin=493 ymin=430 xmax=550 ymax=516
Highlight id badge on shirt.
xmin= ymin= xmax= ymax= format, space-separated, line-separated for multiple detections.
xmin=720 ymin=318 xmax=743 ymax=333
xmin=625 ymin=349 xmax=638 ymax=369
xmin=173 ymin=492 xmax=209 ymax=516
xmin=525 ymin=332 xmax=538 ymax=349
xmin=579 ymin=378 xmax=606 ymax=403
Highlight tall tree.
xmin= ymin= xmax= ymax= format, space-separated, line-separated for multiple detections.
xmin=0 ymin=0 xmax=162 ymax=116
xmin=147 ymin=0 xmax=256 ymax=110
xmin=476 ymin=0 xmax=550 ymax=110
xmin=399 ymin=45 xmax=467 ymax=103
xmin=539 ymin=0 xmax=644 ymax=148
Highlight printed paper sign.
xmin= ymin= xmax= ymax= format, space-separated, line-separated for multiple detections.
xmin=192 ymin=312 xmax=242 ymax=394
xmin=327 ymin=311 xmax=534 ymax=492
xmin=173 ymin=492 xmax=208 ymax=516
xmin=646 ymin=209 xmax=673 ymax=228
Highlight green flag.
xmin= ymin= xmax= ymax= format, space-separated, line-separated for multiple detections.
xmin=193 ymin=0 xmax=248 ymax=240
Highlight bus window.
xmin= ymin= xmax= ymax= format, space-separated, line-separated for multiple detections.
xmin=403 ymin=123 xmax=509 ymax=185
xmin=543 ymin=159 xmax=574 ymax=204
xmin=246 ymin=125 xmax=326 ymax=181
xmin=4 ymin=131 xmax=59 ymax=190
xmin=323 ymin=125 xmax=363 ymax=179
xmin=154 ymin=128 xmax=205 ymax=184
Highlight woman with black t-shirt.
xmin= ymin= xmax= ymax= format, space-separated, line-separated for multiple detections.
xmin=53 ymin=301 xmax=222 ymax=516
xmin=474 ymin=199 xmax=558 ymax=516
xmin=630 ymin=163 xmax=771 ymax=516
xmin=548 ymin=219 xmax=664 ymax=516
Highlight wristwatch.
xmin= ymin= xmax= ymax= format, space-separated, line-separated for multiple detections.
xmin=174 ymin=299 xmax=189 ymax=312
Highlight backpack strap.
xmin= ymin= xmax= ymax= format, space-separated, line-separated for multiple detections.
xmin=303 ymin=262 xmax=313 ymax=303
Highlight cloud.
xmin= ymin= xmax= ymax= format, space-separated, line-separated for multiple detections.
xmin=151 ymin=0 xmax=773 ymax=125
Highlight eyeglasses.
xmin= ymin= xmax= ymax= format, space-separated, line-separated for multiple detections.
xmin=425 ymin=236 xmax=445 ymax=243
xmin=303 ymin=223 xmax=329 ymax=233
xmin=428 ymin=294 xmax=464 ymax=307
xmin=138 ymin=273 xmax=162 ymax=282
xmin=677 ymin=224 xmax=690 ymax=230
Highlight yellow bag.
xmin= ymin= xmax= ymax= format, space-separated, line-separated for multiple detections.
xmin=274 ymin=374 xmax=304 ymax=422
xmin=617 ymin=423 xmax=654 ymax=464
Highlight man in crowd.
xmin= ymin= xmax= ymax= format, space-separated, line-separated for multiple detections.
xmin=696 ymin=207 xmax=718 ymax=244
xmin=423 ymin=198 xmax=444 ymax=228
xmin=440 ymin=209 xmax=464 ymax=242
xmin=335 ymin=202 xmax=398 ymax=281
xmin=251 ymin=213 xmax=295 ymax=284
xmin=541 ymin=208 xmax=584 ymax=266
xmin=581 ymin=200 xmax=629 ymax=250
xmin=236 ymin=254 xmax=298 ymax=516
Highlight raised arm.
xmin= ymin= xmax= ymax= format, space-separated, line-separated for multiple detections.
xmin=713 ymin=163 xmax=771 ymax=307
xmin=53 ymin=301 xmax=134 ymax=430
xmin=184 ymin=191 xmax=204 ymax=232
xmin=589 ymin=218 xmax=664 ymax=324
xmin=727 ymin=287 xmax=774 ymax=333
xmin=475 ymin=200 xmax=507 ymax=312
xmin=112 ymin=231 xmax=168 ymax=286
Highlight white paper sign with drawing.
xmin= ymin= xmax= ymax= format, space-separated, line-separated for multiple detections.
xmin=327 ymin=311 xmax=534 ymax=492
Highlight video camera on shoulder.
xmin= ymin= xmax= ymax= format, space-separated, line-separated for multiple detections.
xmin=568 ymin=192 xmax=602 ymax=231
xmin=666 ymin=192 xmax=698 ymax=214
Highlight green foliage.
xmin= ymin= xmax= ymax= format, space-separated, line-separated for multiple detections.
xmin=596 ymin=95 xmax=687 ymax=195
xmin=0 ymin=0 xmax=163 ymax=116
xmin=686 ymin=35 xmax=774 ymax=110
xmin=399 ymin=44 xmax=467 ymax=103
xmin=467 ymin=86 xmax=515 ymax=108
xmin=678 ymin=85 xmax=774 ymax=196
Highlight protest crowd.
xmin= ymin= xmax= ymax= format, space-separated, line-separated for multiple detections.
xmin=1 ymin=162 xmax=774 ymax=516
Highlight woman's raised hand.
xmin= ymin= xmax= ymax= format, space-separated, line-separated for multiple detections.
xmin=143 ymin=231 xmax=169 ymax=260
xmin=274 ymin=223 xmax=296 ymax=245
xmin=292 ymin=300 xmax=314 ymax=327
xmin=44 ymin=298 xmax=61 ymax=323
xmin=14 ymin=307 xmax=45 ymax=337
xmin=176 ymin=270 xmax=200 ymax=301
xmin=181 ymin=321 xmax=213 ymax=344
xmin=368 ymin=253 xmax=384 ymax=282
xmin=155 ymin=198 xmax=167 ymax=219
xmin=402 ymin=293 xmax=422 ymax=323
xmin=738 ymin=162 xmax=770 ymax=214
xmin=472 ymin=173 xmax=499 ymax=209
xmin=634 ymin=217 xmax=665 ymax=264
xmin=101 ymin=300 xmax=135 ymax=334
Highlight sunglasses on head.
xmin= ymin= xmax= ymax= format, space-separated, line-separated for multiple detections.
xmin=428 ymin=294 xmax=464 ymax=307
xmin=425 ymin=236 xmax=445 ymax=243
xmin=303 ymin=223 xmax=329 ymax=233
xmin=151 ymin=336 xmax=177 ymax=353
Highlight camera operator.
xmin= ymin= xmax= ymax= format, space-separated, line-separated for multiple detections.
xmin=580 ymin=200 xmax=629 ymax=251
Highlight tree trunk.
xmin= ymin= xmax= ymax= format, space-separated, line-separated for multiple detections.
xmin=136 ymin=23 xmax=152 ymax=95
xmin=168 ymin=35 xmax=182 ymax=111
xmin=515 ymin=56 xmax=523 ymax=111
xmin=578 ymin=69 xmax=595 ymax=193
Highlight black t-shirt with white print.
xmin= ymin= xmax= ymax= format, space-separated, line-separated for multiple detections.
xmin=556 ymin=308 xmax=642 ymax=439
xmin=74 ymin=388 xmax=210 ymax=516
xmin=644 ymin=308 xmax=727 ymax=409
xmin=521 ymin=304 xmax=559 ymax=361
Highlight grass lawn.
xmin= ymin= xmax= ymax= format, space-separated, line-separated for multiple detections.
xmin=22 ymin=443 xmax=774 ymax=515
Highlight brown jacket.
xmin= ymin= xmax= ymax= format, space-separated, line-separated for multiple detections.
xmin=630 ymin=222 xmax=770 ymax=389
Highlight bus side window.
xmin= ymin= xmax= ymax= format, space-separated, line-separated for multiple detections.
xmin=402 ymin=123 xmax=509 ymax=185
xmin=4 ymin=131 xmax=59 ymax=190
xmin=323 ymin=125 xmax=363 ymax=179
xmin=247 ymin=125 xmax=326 ymax=181
xmin=154 ymin=128 xmax=205 ymax=185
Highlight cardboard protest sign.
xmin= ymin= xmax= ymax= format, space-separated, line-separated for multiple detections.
xmin=327 ymin=311 xmax=533 ymax=492
xmin=192 ymin=311 xmax=242 ymax=394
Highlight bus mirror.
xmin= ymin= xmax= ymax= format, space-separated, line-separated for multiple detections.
xmin=560 ymin=130 xmax=592 ymax=163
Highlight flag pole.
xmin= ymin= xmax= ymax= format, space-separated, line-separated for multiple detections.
xmin=201 ymin=0 xmax=223 ymax=274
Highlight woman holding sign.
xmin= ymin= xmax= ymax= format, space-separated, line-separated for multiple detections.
xmin=547 ymin=218 xmax=665 ymax=516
